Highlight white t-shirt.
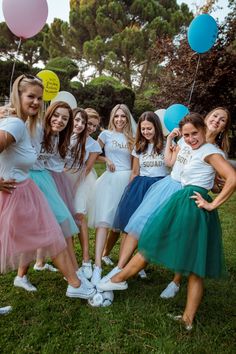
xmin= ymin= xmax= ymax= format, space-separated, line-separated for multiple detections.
xmin=132 ymin=144 xmax=169 ymax=177
xmin=99 ymin=130 xmax=131 ymax=171
xmin=181 ymin=143 xmax=225 ymax=190
xmin=31 ymin=124 xmax=62 ymax=171
xmin=0 ymin=117 xmax=37 ymax=182
xmin=171 ymin=138 xmax=192 ymax=181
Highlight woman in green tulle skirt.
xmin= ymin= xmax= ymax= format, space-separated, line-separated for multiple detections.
xmin=98 ymin=113 xmax=236 ymax=330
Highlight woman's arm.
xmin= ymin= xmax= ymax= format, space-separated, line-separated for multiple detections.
xmin=129 ymin=157 xmax=140 ymax=182
xmin=0 ymin=130 xmax=15 ymax=153
xmin=85 ymin=152 xmax=100 ymax=176
xmin=164 ymin=128 xmax=181 ymax=167
xmin=191 ymin=154 xmax=236 ymax=210
xmin=96 ymin=137 xmax=116 ymax=172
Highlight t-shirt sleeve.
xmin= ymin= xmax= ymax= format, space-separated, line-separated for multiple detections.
xmin=202 ymin=144 xmax=225 ymax=162
xmin=88 ymin=139 xmax=102 ymax=154
xmin=98 ymin=130 xmax=107 ymax=144
xmin=131 ymin=149 xmax=139 ymax=158
xmin=0 ymin=117 xmax=25 ymax=143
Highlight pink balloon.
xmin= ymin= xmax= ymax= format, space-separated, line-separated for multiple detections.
xmin=2 ymin=0 xmax=48 ymax=39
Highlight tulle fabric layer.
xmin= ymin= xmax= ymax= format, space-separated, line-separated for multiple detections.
xmin=125 ymin=176 xmax=182 ymax=239
xmin=0 ymin=179 xmax=66 ymax=273
xmin=29 ymin=170 xmax=78 ymax=237
xmin=138 ymin=185 xmax=226 ymax=279
xmin=113 ymin=175 xmax=164 ymax=232
xmin=50 ymin=171 xmax=76 ymax=217
xmin=89 ymin=170 xmax=131 ymax=228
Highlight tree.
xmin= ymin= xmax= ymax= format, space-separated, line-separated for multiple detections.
xmin=53 ymin=0 xmax=193 ymax=89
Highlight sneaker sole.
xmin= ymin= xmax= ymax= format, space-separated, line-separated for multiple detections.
xmin=66 ymin=289 xmax=96 ymax=299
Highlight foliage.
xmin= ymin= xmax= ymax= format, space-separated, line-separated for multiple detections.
xmin=0 ymin=170 xmax=235 ymax=353
xmin=74 ymin=75 xmax=135 ymax=127
xmin=45 ymin=57 xmax=79 ymax=91
xmin=58 ymin=0 xmax=193 ymax=89
xmin=0 ymin=22 xmax=50 ymax=67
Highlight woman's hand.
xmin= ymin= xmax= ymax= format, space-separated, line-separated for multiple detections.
xmin=190 ymin=191 xmax=214 ymax=211
xmin=168 ymin=128 xmax=181 ymax=140
xmin=107 ymin=159 xmax=116 ymax=172
xmin=0 ymin=178 xmax=16 ymax=194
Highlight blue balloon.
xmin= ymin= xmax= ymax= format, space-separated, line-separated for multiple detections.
xmin=187 ymin=14 xmax=218 ymax=54
xmin=164 ymin=104 xmax=189 ymax=132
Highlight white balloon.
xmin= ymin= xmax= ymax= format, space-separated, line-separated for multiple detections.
xmin=155 ymin=109 xmax=169 ymax=136
xmin=51 ymin=91 xmax=77 ymax=109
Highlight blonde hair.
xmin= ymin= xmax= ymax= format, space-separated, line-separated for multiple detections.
xmin=10 ymin=74 xmax=44 ymax=136
xmin=205 ymin=107 xmax=231 ymax=153
xmin=85 ymin=107 xmax=100 ymax=122
xmin=108 ymin=104 xmax=134 ymax=151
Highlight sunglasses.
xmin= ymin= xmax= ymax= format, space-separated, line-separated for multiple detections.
xmin=19 ymin=74 xmax=43 ymax=83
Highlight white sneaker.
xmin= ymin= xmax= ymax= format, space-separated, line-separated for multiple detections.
xmin=33 ymin=263 xmax=58 ymax=272
xmin=138 ymin=269 xmax=147 ymax=279
xmin=80 ymin=261 xmax=93 ymax=279
xmin=97 ymin=279 xmax=128 ymax=291
xmin=102 ymin=256 xmax=114 ymax=266
xmin=91 ymin=265 xmax=102 ymax=286
xmin=100 ymin=266 xmax=122 ymax=283
xmin=160 ymin=281 xmax=180 ymax=299
xmin=66 ymin=283 xmax=96 ymax=299
xmin=0 ymin=306 xmax=12 ymax=315
xmin=76 ymin=269 xmax=95 ymax=289
xmin=14 ymin=275 xmax=37 ymax=292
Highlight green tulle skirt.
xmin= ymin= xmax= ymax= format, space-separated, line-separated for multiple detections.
xmin=138 ymin=185 xmax=226 ymax=279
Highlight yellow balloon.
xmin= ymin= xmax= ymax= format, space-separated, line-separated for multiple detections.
xmin=37 ymin=70 xmax=60 ymax=101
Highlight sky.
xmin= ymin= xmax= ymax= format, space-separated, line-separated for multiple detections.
xmin=0 ymin=0 xmax=231 ymax=25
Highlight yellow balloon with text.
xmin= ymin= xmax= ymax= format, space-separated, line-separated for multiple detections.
xmin=37 ymin=70 xmax=60 ymax=101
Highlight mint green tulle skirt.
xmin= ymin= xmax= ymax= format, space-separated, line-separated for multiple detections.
xmin=138 ymin=185 xmax=226 ymax=279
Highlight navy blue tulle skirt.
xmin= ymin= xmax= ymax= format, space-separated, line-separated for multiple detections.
xmin=113 ymin=175 xmax=164 ymax=232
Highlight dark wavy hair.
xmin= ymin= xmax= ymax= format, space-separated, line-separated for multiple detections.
xmin=135 ymin=111 xmax=164 ymax=154
xmin=179 ymin=112 xmax=205 ymax=132
xmin=69 ymin=107 xmax=88 ymax=170
xmin=43 ymin=101 xmax=73 ymax=159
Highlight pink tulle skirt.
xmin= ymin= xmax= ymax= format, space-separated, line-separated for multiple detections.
xmin=0 ymin=179 xmax=66 ymax=273
xmin=50 ymin=171 xmax=76 ymax=217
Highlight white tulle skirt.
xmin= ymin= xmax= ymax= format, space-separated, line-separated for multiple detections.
xmin=88 ymin=170 xmax=131 ymax=228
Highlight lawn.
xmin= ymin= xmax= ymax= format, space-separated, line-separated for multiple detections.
xmin=0 ymin=164 xmax=235 ymax=353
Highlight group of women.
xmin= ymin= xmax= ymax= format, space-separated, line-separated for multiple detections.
xmin=0 ymin=74 xmax=235 ymax=331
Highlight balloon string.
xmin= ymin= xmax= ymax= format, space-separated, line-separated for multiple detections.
xmin=9 ymin=37 xmax=22 ymax=95
xmin=188 ymin=54 xmax=201 ymax=106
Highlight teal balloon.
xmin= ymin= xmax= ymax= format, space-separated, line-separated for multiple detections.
xmin=187 ymin=14 xmax=218 ymax=54
xmin=164 ymin=104 xmax=189 ymax=131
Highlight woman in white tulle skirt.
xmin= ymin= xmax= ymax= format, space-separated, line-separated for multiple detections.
xmin=89 ymin=104 xmax=135 ymax=285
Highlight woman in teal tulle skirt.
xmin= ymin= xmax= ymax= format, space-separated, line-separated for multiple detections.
xmin=98 ymin=113 xmax=236 ymax=330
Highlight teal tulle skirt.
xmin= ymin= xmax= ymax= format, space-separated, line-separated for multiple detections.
xmin=138 ymin=185 xmax=226 ymax=279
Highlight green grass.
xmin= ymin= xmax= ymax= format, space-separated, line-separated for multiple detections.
xmin=0 ymin=165 xmax=235 ymax=353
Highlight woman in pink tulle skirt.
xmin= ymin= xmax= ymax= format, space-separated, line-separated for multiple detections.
xmin=0 ymin=74 xmax=95 ymax=300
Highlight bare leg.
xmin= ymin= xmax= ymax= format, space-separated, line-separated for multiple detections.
xmin=117 ymin=234 xmax=138 ymax=268
xmin=34 ymin=248 xmax=45 ymax=267
xmin=66 ymin=237 xmax=79 ymax=271
xmin=95 ymin=227 xmax=108 ymax=267
xmin=102 ymin=229 xmax=120 ymax=257
xmin=111 ymin=252 xmax=147 ymax=283
xmin=173 ymin=273 xmax=182 ymax=286
xmin=76 ymin=213 xmax=90 ymax=262
xmin=52 ymin=249 xmax=80 ymax=287
xmin=182 ymin=273 xmax=204 ymax=326
xmin=17 ymin=264 xmax=29 ymax=277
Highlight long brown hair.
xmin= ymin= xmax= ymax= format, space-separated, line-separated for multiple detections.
xmin=108 ymin=104 xmax=134 ymax=151
xmin=43 ymin=101 xmax=73 ymax=159
xmin=205 ymin=107 xmax=231 ymax=153
xmin=69 ymin=107 xmax=88 ymax=170
xmin=135 ymin=111 xmax=164 ymax=154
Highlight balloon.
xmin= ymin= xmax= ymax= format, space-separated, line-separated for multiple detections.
xmin=51 ymin=91 xmax=77 ymax=109
xmin=187 ymin=14 xmax=218 ymax=54
xmin=2 ymin=0 xmax=48 ymax=39
xmin=164 ymin=104 xmax=189 ymax=132
xmin=37 ymin=70 xmax=60 ymax=101
xmin=155 ymin=109 xmax=169 ymax=136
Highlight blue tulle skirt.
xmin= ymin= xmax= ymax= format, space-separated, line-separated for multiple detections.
xmin=113 ymin=175 xmax=164 ymax=232
xmin=125 ymin=175 xmax=182 ymax=239
xmin=29 ymin=170 xmax=78 ymax=237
